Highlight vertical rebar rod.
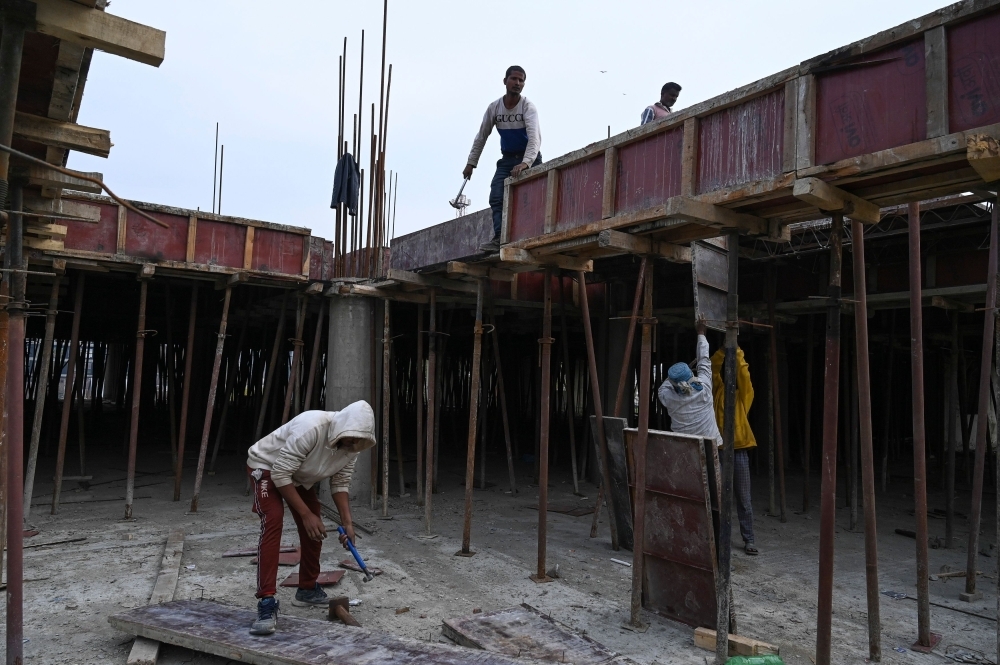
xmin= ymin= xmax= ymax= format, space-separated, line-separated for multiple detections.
xmin=852 ymin=218 xmax=883 ymax=661
xmin=558 ymin=276 xmax=580 ymax=494
xmin=460 ymin=279 xmax=485 ymax=555
xmin=416 ymin=303 xmax=425 ymax=505
xmin=534 ymin=270 xmax=554 ymax=581
xmin=489 ymin=298 xmax=518 ymax=494
xmin=381 ymin=299 xmax=392 ymax=516
xmin=174 ymin=285 xmax=199 ymax=501
xmin=767 ymin=267 xmax=787 ymax=522
xmin=715 ymin=231 xmax=740 ymax=663
xmin=52 ymin=275 xmax=84 ymax=513
xmin=212 ymin=122 xmax=218 ymax=214
xmin=24 ymin=276 xmax=60 ymax=520
xmin=629 ymin=259 xmax=655 ymax=627
xmin=815 ymin=213 xmax=844 ymax=665
xmin=190 ymin=287 xmax=232 ymax=513
xmin=424 ymin=290 xmax=437 ymax=534
xmin=803 ymin=314 xmax=815 ymax=512
xmin=907 ymin=203 xmax=933 ymax=643
xmin=966 ymin=196 xmax=999 ymax=599
xmin=578 ymin=271 xmax=619 ymax=550
xmin=124 ymin=279 xmax=149 ymax=520
xmin=281 ymin=296 xmax=307 ymax=425
xmin=217 ymin=145 xmax=224 ymax=215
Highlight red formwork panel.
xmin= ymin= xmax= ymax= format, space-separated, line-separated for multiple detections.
xmin=615 ymin=127 xmax=683 ymax=215
xmin=816 ymin=39 xmax=926 ymax=165
xmin=697 ymin=89 xmax=785 ymax=194
xmin=193 ymin=218 xmax=246 ymax=268
xmin=555 ymin=155 xmax=604 ymax=233
xmin=62 ymin=201 xmax=117 ymax=254
xmin=508 ymin=176 xmax=547 ymax=242
xmin=252 ymin=228 xmax=305 ymax=275
xmin=514 ymin=272 xmax=575 ymax=303
xmin=490 ymin=279 xmax=511 ymax=300
xmin=948 ymin=9 xmax=1000 ymax=133
xmin=124 ymin=209 xmax=187 ymax=262
xmin=936 ymin=249 xmax=988 ymax=288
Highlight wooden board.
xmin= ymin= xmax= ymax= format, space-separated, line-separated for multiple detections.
xmin=279 ymin=571 xmax=344 ymax=588
xmin=590 ymin=417 xmax=633 ymax=551
xmin=691 ymin=240 xmax=729 ymax=333
xmin=693 ymin=627 xmax=779 ymax=657
xmin=127 ymin=530 xmax=185 ymax=665
xmin=442 ymin=604 xmax=619 ymax=665
xmin=109 ymin=600 xmax=533 ymax=665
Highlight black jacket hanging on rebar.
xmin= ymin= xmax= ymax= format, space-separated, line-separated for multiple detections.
xmin=330 ymin=153 xmax=361 ymax=216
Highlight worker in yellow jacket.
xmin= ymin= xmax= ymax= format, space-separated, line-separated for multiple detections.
xmin=711 ymin=347 xmax=758 ymax=555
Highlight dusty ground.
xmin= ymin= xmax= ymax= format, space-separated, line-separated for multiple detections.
xmin=2 ymin=446 xmax=996 ymax=665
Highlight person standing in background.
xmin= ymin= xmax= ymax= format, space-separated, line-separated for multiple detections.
xmin=640 ymin=82 xmax=682 ymax=125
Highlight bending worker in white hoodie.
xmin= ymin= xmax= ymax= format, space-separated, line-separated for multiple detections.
xmin=245 ymin=400 xmax=376 ymax=635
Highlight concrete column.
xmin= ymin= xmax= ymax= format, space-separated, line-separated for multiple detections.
xmin=327 ymin=295 xmax=374 ymax=503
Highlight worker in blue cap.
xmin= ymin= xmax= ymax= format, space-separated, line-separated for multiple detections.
xmin=657 ymin=317 xmax=722 ymax=448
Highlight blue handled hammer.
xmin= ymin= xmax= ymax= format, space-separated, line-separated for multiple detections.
xmin=338 ymin=526 xmax=374 ymax=582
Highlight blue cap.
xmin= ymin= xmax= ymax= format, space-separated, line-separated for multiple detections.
xmin=667 ymin=362 xmax=693 ymax=383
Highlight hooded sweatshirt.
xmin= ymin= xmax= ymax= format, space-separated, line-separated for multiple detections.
xmin=657 ymin=335 xmax=723 ymax=447
xmin=710 ymin=347 xmax=756 ymax=450
xmin=246 ymin=401 xmax=376 ymax=493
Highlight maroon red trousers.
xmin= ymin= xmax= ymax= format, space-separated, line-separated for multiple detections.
xmin=248 ymin=467 xmax=323 ymax=598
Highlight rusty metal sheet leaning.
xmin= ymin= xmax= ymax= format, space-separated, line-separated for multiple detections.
xmin=691 ymin=238 xmax=729 ymax=332
xmin=625 ymin=427 xmax=720 ymax=629
xmin=590 ymin=416 xmax=633 ymax=550
xmin=109 ymin=600 xmax=534 ymax=665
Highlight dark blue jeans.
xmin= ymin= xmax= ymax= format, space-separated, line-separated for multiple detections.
xmin=489 ymin=152 xmax=542 ymax=239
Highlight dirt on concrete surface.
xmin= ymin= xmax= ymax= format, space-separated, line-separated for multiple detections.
xmin=2 ymin=448 xmax=996 ymax=665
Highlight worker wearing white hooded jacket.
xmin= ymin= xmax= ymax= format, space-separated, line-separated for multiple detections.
xmin=657 ymin=318 xmax=723 ymax=448
xmin=245 ymin=400 xmax=376 ymax=636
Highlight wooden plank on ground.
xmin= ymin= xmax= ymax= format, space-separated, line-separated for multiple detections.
xmin=127 ymin=530 xmax=185 ymax=665
xmin=442 ymin=604 xmax=619 ymax=665
xmin=109 ymin=600 xmax=531 ymax=665
xmin=693 ymin=627 xmax=779 ymax=657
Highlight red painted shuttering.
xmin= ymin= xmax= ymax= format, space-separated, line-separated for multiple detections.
xmin=948 ymin=9 xmax=1000 ymax=133
xmin=615 ymin=127 xmax=683 ymax=216
xmin=63 ymin=203 xmax=117 ymax=253
xmin=555 ymin=156 xmax=604 ymax=233
xmin=508 ymin=176 xmax=547 ymax=242
xmin=193 ymin=219 xmax=245 ymax=268
xmin=815 ymin=39 xmax=927 ymax=165
xmin=124 ymin=210 xmax=187 ymax=262
xmin=252 ymin=228 xmax=304 ymax=275
xmin=697 ymin=89 xmax=785 ymax=193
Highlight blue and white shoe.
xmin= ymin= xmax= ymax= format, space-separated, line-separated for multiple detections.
xmin=292 ymin=583 xmax=329 ymax=607
xmin=250 ymin=596 xmax=279 ymax=635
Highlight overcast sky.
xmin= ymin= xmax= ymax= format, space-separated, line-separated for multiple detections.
xmin=70 ymin=0 xmax=945 ymax=242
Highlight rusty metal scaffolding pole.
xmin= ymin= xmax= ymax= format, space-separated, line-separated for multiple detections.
xmin=51 ymin=275 xmax=83 ymax=513
xmin=23 ymin=275 xmax=60 ymax=520
xmin=767 ymin=267 xmax=787 ymax=522
xmin=303 ymin=299 xmax=327 ymax=412
xmin=415 ymin=303 xmax=425 ymax=505
xmin=557 ymin=276 xmax=580 ymax=495
xmin=173 ymin=285 xmax=198 ymax=501
xmin=851 ymin=218 xmax=883 ymax=660
xmin=281 ymin=295 xmax=307 ymax=425
xmin=380 ymin=299 xmax=391 ymax=517
xmin=459 ymin=279 xmax=485 ymax=556
xmin=577 ymin=270 xmax=619 ymax=550
xmin=423 ymin=289 xmax=437 ymax=534
xmin=629 ymin=258 xmax=655 ymax=629
xmin=254 ymin=294 xmax=288 ymax=443
xmin=124 ymin=278 xmax=150 ymax=520
xmin=4 ymin=182 xmax=27 ymax=665
xmin=532 ymin=269 xmax=555 ymax=583
xmin=815 ymin=213 xmax=844 ymax=665
xmin=189 ymin=287 xmax=233 ymax=513
xmin=803 ymin=315 xmax=815 ymax=512
xmin=715 ymin=232 xmax=740 ymax=664
xmin=488 ymin=298 xmax=518 ymax=494
xmin=907 ymin=203 xmax=936 ymax=648
xmin=965 ymin=196 xmax=999 ymax=602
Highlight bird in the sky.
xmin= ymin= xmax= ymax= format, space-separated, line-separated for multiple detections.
xmin=600 ymin=70 xmax=607 ymax=73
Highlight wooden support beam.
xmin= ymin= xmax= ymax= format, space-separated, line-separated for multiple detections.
xmin=185 ymin=216 xmax=197 ymax=263
xmin=498 ymin=247 xmax=594 ymax=272
xmin=925 ymin=26 xmax=949 ymax=140
xmin=445 ymin=261 xmax=515 ymax=282
xmin=329 ymin=283 xmax=429 ymax=304
xmin=694 ymin=628 xmax=779 ymax=658
xmin=13 ymin=111 xmax=111 ymax=158
xmin=602 ymin=147 xmax=617 ymax=219
xmin=792 ymin=177 xmax=881 ymax=224
xmin=931 ymin=295 xmax=974 ymax=313
xmin=544 ymin=170 xmax=559 ymax=233
xmin=782 ymin=78 xmax=799 ymax=173
xmin=304 ymin=282 xmax=324 ymax=295
xmin=138 ymin=264 xmax=156 ymax=279
xmin=13 ymin=164 xmax=102 ymax=193
xmin=968 ymin=134 xmax=1000 ymax=184
xmin=116 ymin=204 xmax=127 ymax=254
xmin=680 ymin=117 xmax=699 ymax=197
xmin=597 ymin=229 xmax=691 ymax=262
xmin=664 ymin=197 xmax=771 ymax=235
xmin=34 ymin=0 xmax=166 ymax=67
xmin=795 ymin=74 xmax=817 ymax=170
xmin=126 ymin=530 xmax=184 ymax=665
xmin=383 ymin=268 xmax=478 ymax=294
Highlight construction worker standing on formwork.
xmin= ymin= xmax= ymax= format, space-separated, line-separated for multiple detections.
xmin=711 ymin=346 xmax=758 ymax=555
xmin=657 ymin=318 xmax=723 ymax=448
xmin=245 ymin=400 xmax=376 ymax=635
xmin=463 ymin=65 xmax=542 ymax=254
xmin=640 ymin=82 xmax=681 ymax=125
